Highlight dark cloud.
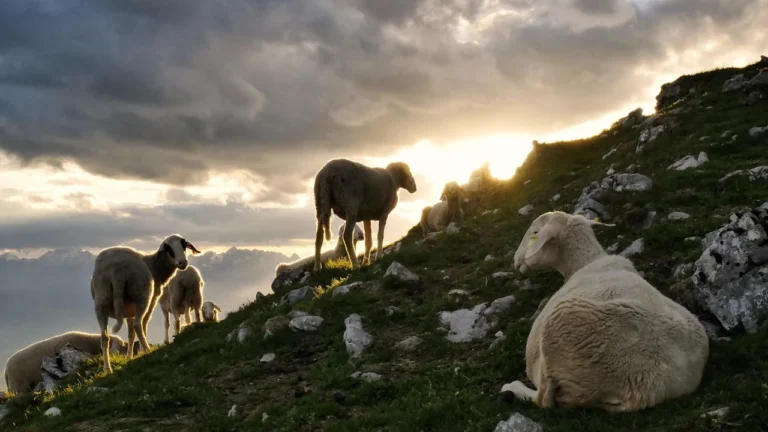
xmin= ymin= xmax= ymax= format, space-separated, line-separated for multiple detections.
xmin=0 ymin=0 xmax=764 ymax=190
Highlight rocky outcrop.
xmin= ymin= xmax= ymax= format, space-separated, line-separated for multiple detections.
xmin=34 ymin=344 xmax=89 ymax=393
xmin=692 ymin=204 xmax=768 ymax=333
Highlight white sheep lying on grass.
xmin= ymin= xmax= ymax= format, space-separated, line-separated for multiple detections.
xmin=202 ymin=300 xmax=222 ymax=323
xmin=5 ymin=332 xmax=131 ymax=394
xmin=275 ymin=223 xmax=364 ymax=276
xmin=159 ymin=264 xmax=205 ymax=344
xmin=91 ymin=234 xmax=201 ymax=373
xmin=506 ymin=211 xmax=709 ymax=412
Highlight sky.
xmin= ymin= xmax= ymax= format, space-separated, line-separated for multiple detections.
xmin=0 ymin=0 xmax=767 ymax=260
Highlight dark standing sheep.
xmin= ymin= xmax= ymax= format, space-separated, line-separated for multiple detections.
xmin=313 ymin=158 xmax=417 ymax=272
xmin=90 ymin=234 xmax=201 ymax=372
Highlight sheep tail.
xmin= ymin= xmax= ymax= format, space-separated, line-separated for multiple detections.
xmin=315 ymin=175 xmax=332 ymax=241
xmin=111 ymin=279 xmax=125 ymax=334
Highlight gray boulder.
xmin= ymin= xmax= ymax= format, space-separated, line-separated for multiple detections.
xmin=720 ymin=165 xmax=768 ymax=182
xmin=723 ymin=74 xmax=747 ymax=92
xmin=343 ymin=314 xmax=372 ymax=358
xmin=692 ymin=205 xmax=768 ymax=333
xmin=493 ymin=413 xmax=543 ymax=432
xmin=384 ymin=262 xmax=419 ymax=283
xmin=35 ymin=344 xmax=89 ymax=393
xmin=332 ymin=282 xmax=363 ymax=298
xmin=289 ymin=315 xmax=324 ymax=332
xmin=280 ymin=286 xmax=313 ymax=306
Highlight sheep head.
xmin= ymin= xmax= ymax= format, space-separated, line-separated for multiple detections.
xmin=514 ymin=212 xmax=615 ymax=274
xmin=160 ymin=234 xmax=201 ymax=270
xmin=202 ymin=301 xmax=222 ymax=322
xmin=440 ymin=181 xmax=463 ymax=202
xmin=337 ymin=223 xmax=365 ymax=243
xmin=387 ymin=161 xmax=417 ymax=193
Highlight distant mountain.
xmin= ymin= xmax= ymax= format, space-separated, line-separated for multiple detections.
xmin=0 ymin=246 xmax=296 ymax=390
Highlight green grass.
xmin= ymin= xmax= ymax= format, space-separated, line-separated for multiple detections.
xmin=3 ymin=61 xmax=768 ymax=432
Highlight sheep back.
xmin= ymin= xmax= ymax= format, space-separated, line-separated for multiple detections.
xmin=91 ymin=247 xmax=154 ymax=315
xmin=527 ymin=255 xmax=709 ymax=410
xmin=161 ymin=265 xmax=204 ymax=315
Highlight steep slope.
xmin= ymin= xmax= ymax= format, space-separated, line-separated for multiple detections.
xmin=2 ymin=58 xmax=768 ymax=432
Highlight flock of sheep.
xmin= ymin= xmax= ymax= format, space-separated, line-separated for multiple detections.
xmin=5 ymin=156 xmax=710 ymax=414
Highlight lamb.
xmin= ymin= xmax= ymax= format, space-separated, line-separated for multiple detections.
xmin=201 ymin=300 xmax=222 ymax=323
xmin=5 ymin=331 xmax=131 ymax=394
xmin=420 ymin=181 xmax=464 ymax=236
xmin=90 ymin=234 xmax=201 ymax=372
xmin=313 ymin=158 xmax=417 ymax=272
xmin=505 ymin=211 xmax=709 ymax=412
xmin=275 ymin=223 xmax=364 ymax=277
xmin=159 ymin=265 xmax=205 ymax=344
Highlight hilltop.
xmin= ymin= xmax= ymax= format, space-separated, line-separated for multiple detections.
xmin=2 ymin=57 xmax=768 ymax=431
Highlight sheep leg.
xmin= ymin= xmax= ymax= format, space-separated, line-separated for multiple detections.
xmin=126 ymin=317 xmax=136 ymax=359
xmin=173 ymin=310 xmax=182 ymax=337
xmin=141 ymin=293 xmax=160 ymax=339
xmin=342 ymin=213 xmax=360 ymax=268
xmin=502 ymin=380 xmax=537 ymax=402
xmin=163 ymin=311 xmax=170 ymax=344
xmin=96 ymin=306 xmax=113 ymax=373
xmin=375 ymin=216 xmax=388 ymax=261
xmin=184 ymin=309 xmax=192 ymax=327
xmin=133 ymin=296 xmax=152 ymax=354
xmin=363 ymin=220 xmax=373 ymax=265
xmin=194 ymin=307 xmax=202 ymax=323
xmin=313 ymin=223 xmax=324 ymax=273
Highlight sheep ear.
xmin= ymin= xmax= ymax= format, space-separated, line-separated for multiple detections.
xmin=186 ymin=242 xmax=202 ymax=254
xmin=524 ymin=223 xmax=559 ymax=260
xmin=583 ymin=217 xmax=616 ymax=228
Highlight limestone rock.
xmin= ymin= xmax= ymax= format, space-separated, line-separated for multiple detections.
xmin=619 ymin=239 xmax=644 ymax=258
xmin=723 ymin=74 xmax=747 ymax=92
xmin=668 ymin=211 xmax=691 ymax=221
xmin=668 ymin=152 xmax=709 ymax=171
xmin=280 ymin=286 xmax=313 ymax=306
xmin=343 ymin=314 xmax=372 ymax=358
xmin=289 ymin=315 xmax=324 ymax=332
xmin=720 ymin=165 xmax=768 ymax=182
xmin=518 ymin=205 xmax=534 ymax=216
xmin=395 ymin=336 xmax=422 ymax=351
xmin=263 ymin=315 xmax=290 ymax=339
xmin=384 ymin=262 xmax=419 ymax=283
xmin=332 ymin=282 xmax=363 ymax=298
xmin=493 ymin=413 xmax=543 ymax=432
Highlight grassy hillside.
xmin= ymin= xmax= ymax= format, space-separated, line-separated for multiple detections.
xmin=3 ymin=59 xmax=768 ymax=432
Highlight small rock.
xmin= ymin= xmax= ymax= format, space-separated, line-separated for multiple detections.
xmin=289 ymin=315 xmax=324 ymax=332
xmin=668 ymin=211 xmax=691 ymax=221
xmin=749 ymin=125 xmax=768 ymax=138
xmin=444 ymin=223 xmax=460 ymax=234
xmin=531 ymin=296 xmax=550 ymax=321
xmin=684 ymin=236 xmax=700 ymax=242
xmin=332 ymin=391 xmax=347 ymax=404
xmin=395 ymin=336 xmax=422 ymax=351
xmin=489 ymin=331 xmax=507 ymax=350
xmin=619 ymin=239 xmax=644 ymax=258
xmin=723 ymin=74 xmax=747 ymax=92
xmin=263 ymin=315 xmax=290 ymax=339
xmin=668 ymin=152 xmax=709 ymax=171
xmin=298 ymin=272 xmax=311 ymax=284
xmin=343 ymin=314 xmax=372 ymax=358
xmin=350 ymin=372 xmax=382 ymax=382
xmin=332 ymin=282 xmax=363 ymax=298
xmin=260 ymin=353 xmax=276 ymax=363
xmin=484 ymin=255 xmax=494 ymax=261
xmin=262 ymin=412 xmax=269 ymax=422
xmin=280 ymin=286 xmax=313 ymax=306
xmin=606 ymin=164 xmax=615 ymax=175
xmin=720 ymin=165 xmax=768 ymax=182
xmin=484 ymin=295 xmax=517 ymax=316
xmin=448 ymin=289 xmax=470 ymax=297
xmin=518 ymin=205 xmax=534 ymax=216
xmin=227 ymin=405 xmax=238 ymax=418
xmin=639 ymin=125 xmax=665 ymax=143
xmin=44 ymin=407 xmax=62 ymax=417
xmin=86 ymin=387 xmax=110 ymax=394
xmin=385 ymin=306 xmax=402 ymax=317
xmin=438 ymin=304 xmax=491 ymax=343
xmin=492 ymin=272 xmax=514 ymax=284
xmin=289 ymin=310 xmax=309 ymax=319
xmin=701 ymin=406 xmax=730 ymax=421
xmin=606 ymin=243 xmax=619 ymax=253
xmin=673 ymin=263 xmax=693 ymax=280
xmin=745 ymin=91 xmax=763 ymax=105
xmin=602 ymin=148 xmax=617 ymax=160
xmin=551 ymin=194 xmax=561 ymax=202
xmin=524 ymin=179 xmax=531 ymax=185
xmin=384 ymin=262 xmax=420 ymax=283
xmin=237 ymin=327 xmax=252 ymax=343
xmin=493 ymin=412 xmax=543 ymax=432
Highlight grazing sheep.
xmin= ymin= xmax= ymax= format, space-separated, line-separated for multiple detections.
xmin=159 ymin=265 xmax=205 ymax=344
xmin=202 ymin=300 xmax=222 ymax=323
xmin=275 ymin=223 xmax=364 ymax=277
xmin=91 ymin=234 xmax=201 ymax=372
xmin=313 ymin=158 xmax=417 ymax=272
xmin=506 ymin=211 xmax=708 ymax=411
xmin=420 ymin=181 xmax=464 ymax=236
xmin=5 ymin=332 xmax=130 ymax=394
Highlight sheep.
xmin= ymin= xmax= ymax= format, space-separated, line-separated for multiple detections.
xmin=202 ymin=300 xmax=222 ymax=323
xmin=275 ymin=223 xmax=364 ymax=277
xmin=506 ymin=211 xmax=709 ymax=412
xmin=420 ymin=181 xmax=464 ymax=236
xmin=90 ymin=234 xmax=201 ymax=373
xmin=5 ymin=331 xmax=131 ymax=394
xmin=159 ymin=265 xmax=205 ymax=344
xmin=313 ymin=158 xmax=417 ymax=272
